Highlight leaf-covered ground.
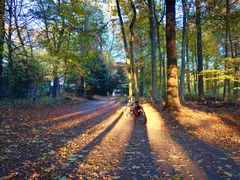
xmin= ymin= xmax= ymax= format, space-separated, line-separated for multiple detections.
xmin=0 ymin=97 xmax=239 ymax=179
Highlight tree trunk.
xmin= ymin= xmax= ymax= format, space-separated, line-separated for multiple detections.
xmin=234 ymin=38 xmax=239 ymax=101
xmin=116 ymin=0 xmax=133 ymax=97
xmin=223 ymin=0 xmax=230 ymax=101
xmin=162 ymin=54 xmax=167 ymax=98
xmin=7 ymin=0 xmax=13 ymax=97
xmin=179 ymin=0 xmax=187 ymax=102
xmin=186 ymin=42 xmax=191 ymax=95
xmin=164 ymin=0 xmax=181 ymax=111
xmin=153 ymin=0 xmax=165 ymax=98
xmin=148 ymin=0 xmax=158 ymax=103
xmin=192 ymin=51 xmax=197 ymax=95
xmin=195 ymin=0 xmax=204 ymax=101
xmin=156 ymin=25 xmax=163 ymax=97
xmin=129 ymin=0 xmax=139 ymax=99
xmin=140 ymin=64 xmax=144 ymax=97
xmin=0 ymin=0 xmax=5 ymax=97
xmin=205 ymin=56 xmax=210 ymax=92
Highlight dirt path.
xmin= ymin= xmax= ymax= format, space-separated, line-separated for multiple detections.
xmin=0 ymin=97 xmax=239 ymax=179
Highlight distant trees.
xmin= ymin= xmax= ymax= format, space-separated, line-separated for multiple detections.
xmin=1 ymin=0 xmax=239 ymax=105
xmin=0 ymin=0 xmax=121 ymax=101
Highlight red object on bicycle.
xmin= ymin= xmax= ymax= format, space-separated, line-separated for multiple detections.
xmin=133 ymin=105 xmax=142 ymax=117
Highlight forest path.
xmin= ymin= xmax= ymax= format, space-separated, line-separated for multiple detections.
xmin=0 ymin=97 xmax=239 ymax=179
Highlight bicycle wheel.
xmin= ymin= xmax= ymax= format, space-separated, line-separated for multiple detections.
xmin=124 ymin=105 xmax=132 ymax=118
xmin=138 ymin=109 xmax=147 ymax=124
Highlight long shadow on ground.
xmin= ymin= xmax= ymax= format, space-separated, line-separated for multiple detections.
xmin=0 ymin=100 xmax=122 ymax=178
xmin=118 ymin=120 xmax=176 ymax=179
xmin=160 ymin=110 xmax=240 ymax=179
xmin=45 ymin=112 xmax=124 ymax=178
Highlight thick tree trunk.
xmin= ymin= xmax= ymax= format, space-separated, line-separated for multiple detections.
xmin=129 ymin=0 xmax=139 ymax=99
xmin=164 ymin=0 xmax=181 ymax=111
xmin=148 ymin=0 xmax=158 ymax=103
xmin=0 ymin=0 xmax=5 ymax=97
xmin=116 ymin=0 xmax=133 ymax=97
xmin=179 ymin=0 xmax=187 ymax=102
xmin=195 ymin=0 xmax=204 ymax=101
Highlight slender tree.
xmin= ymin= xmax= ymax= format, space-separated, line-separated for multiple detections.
xmin=148 ymin=0 xmax=158 ymax=103
xmin=179 ymin=0 xmax=187 ymax=102
xmin=164 ymin=0 xmax=181 ymax=110
xmin=116 ymin=0 xmax=133 ymax=97
xmin=195 ymin=0 xmax=204 ymax=100
xmin=153 ymin=0 xmax=165 ymax=98
xmin=6 ymin=0 xmax=14 ymax=97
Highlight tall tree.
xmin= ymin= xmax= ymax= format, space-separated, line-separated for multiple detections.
xmin=129 ymin=0 xmax=139 ymax=98
xmin=153 ymin=0 xmax=165 ymax=98
xmin=116 ymin=0 xmax=133 ymax=97
xmin=195 ymin=0 xmax=204 ymax=100
xmin=148 ymin=0 xmax=158 ymax=103
xmin=0 ymin=0 xmax=5 ymax=97
xmin=179 ymin=0 xmax=187 ymax=102
xmin=223 ymin=0 xmax=230 ymax=101
xmin=6 ymin=0 xmax=14 ymax=97
xmin=164 ymin=0 xmax=181 ymax=110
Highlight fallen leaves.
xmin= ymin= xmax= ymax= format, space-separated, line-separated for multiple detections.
xmin=0 ymin=99 xmax=240 ymax=179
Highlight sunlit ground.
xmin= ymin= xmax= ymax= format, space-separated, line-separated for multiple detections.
xmin=144 ymin=104 xmax=206 ymax=178
xmin=172 ymin=106 xmax=240 ymax=164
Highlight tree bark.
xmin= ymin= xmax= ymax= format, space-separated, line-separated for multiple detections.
xmin=179 ymin=0 xmax=187 ymax=102
xmin=148 ymin=0 xmax=158 ymax=103
xmin=195 ymin=0 xmax=204 ymax=101
xmin=0 ymin=0 xmax=5 ymax=97
xmin=164 ymin=0 xmax=181 ymax=111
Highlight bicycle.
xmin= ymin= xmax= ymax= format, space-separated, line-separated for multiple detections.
xmin=124 ymin=99 xmax=147 ymax=124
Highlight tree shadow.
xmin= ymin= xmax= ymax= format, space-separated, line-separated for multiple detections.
xmin=0 ymin=101 xmax=122 ymax=177
xmin=118 ymin=121 xmax=176 ymax=179
xmin=45 ymin=112 xmax=124 ymax=177
xmin=32 ymin=99 xmax=117 ymax=128
xmin=160 ymin=110 xmax=240 ymax=179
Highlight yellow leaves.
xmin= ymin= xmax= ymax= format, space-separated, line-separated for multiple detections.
xmin=201 ymin=69 xmax=239 ymax=81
